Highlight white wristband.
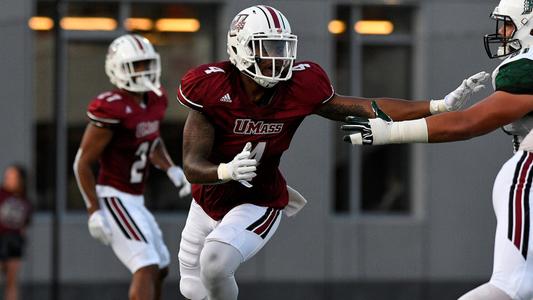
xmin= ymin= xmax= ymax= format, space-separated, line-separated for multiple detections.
xmin=389 ymin=118 xmax=429 ymax=143
xmin=217 ymin=163 xmax=230 ymax=181
xmin=429 ymin=99 xmax=447 ymax=115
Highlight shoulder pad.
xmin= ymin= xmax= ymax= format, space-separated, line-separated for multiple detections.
xmin=492 ymin=47 xmax=533 ymax=88
xmin=292 ymin=61 xmax=335 ymax=103
xmin=177 ymin=62 xmax=232 ymax=111
xmin=87 ymin=91 xmax=126 ymax=126
xmin=493 ymin=49 xmax=533 ymax=94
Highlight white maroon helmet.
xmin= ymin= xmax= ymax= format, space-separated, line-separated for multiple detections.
xmin=484 ymin=0 xmax=533 ymax=58
xmin=227 ymin=5 xmax=298 ymax=88
xmin=105 ymin=34 xmax=162 ymax=95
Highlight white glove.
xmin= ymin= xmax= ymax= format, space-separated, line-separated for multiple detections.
xmin=217 ymin=142 xmax=257 ymax=186
xmin=167 ymin=165 xmax=191 ymax=197
xmin=88 ymin=210 xmax=112 ymax=245
xmin=284 ymin=186 xmax=308 ymax=217
xmin=430 ymin=71 xmax=490 ymax=114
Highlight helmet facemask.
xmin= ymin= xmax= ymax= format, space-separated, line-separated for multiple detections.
xmin=118 ymin=57 xmax=162 ymax=96
xmin=484 ymin=14 xmax=520 ymax=59
xmin=244 ymin=35 xmax=297 ymax=88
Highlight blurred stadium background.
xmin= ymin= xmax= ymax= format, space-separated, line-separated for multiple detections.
xmin=2 ymin=0 xmax=504 ymax=299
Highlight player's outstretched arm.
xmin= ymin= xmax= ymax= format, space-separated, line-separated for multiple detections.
xmin=149 ymin=138 xmax=191 ymax=197
xmin=343 ymin=91 xmax=533 ymax=145
xmin=316 ymin=72 xmax=490 ymax=122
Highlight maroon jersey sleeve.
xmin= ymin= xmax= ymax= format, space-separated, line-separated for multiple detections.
xmin=177 ymin=63 xmax=231 ymax=112
xmin=295 ymin=61 xmax=334 ymax=106
xmin=87 ymin=91 xmax=126 ymax=127
xmin=282 ymin=61 xmax=335 ymax=116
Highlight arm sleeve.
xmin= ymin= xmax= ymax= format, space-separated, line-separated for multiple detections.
xmin=176 ymin=68 xmax=206 ymax=112
xmin=312 ymin=64 xmax=335 ymax=105
xmin=87 ymin=95 xmax=124 ymax=128
xmin=298 ymin=62 xmax=335 ymax=109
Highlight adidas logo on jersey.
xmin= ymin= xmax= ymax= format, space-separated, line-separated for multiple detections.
xmin=125 ymin=106 xmax=132 ymax=114
xmin=220 ymin=93 xmax=232 ymax=103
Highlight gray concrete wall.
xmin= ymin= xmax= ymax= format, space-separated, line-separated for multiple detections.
xmin=0 ymin=0 xmax=34 ymax=176
xmin=13 ymin=0 xmax=513 ymax=291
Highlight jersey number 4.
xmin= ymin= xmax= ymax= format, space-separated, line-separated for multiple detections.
xmin=249 ymin=142 xmax=266 ymax=162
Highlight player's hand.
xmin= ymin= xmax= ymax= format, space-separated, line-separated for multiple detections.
xmin=167 ymin=165 xmax=191 ymax=197
xmin=217 ymin=142 xmax=257 ymax=186
xmin=431 ymin=71 xmax=490 ymax=114
xmin=342 ymin=101 xmax=392 ymax=145
xmin=88 ymin=210 xmax=112 ymax=245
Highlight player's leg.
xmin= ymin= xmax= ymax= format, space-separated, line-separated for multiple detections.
xmin=179 ymin=200 xmax=217 ymax=300
xmin=460 ymin=151 xmax=533 ymax=300
xmin=199 ymin=241 xmax=242 ymax=300
xmin=129 ymin=264 xmax=159 ymax=300
xmin=154 ymin=267 xmax=168 ymax=300
xmin=138 ymin=206 xmax=170 ymax=300
xmin=97 ymin=189 xmax=165 ymax=299
xmin=200 ymin=204 xmax=282 ymax=300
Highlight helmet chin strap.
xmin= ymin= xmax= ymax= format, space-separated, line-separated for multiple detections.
xmin=139 ymin=77 xmax=162 ymax=96
xmin=254 ymin=77 xmax=278 ymax=88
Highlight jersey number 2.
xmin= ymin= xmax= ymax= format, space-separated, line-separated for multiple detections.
xmin=130 ymin=141 xmax=150 ymax=183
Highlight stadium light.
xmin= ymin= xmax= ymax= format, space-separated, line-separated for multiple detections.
xmin=125 ymin=18 xmax=154 ymax=31
xmin=328 ymin=20 xmax=346 ymax=34
xmin=60 ymin=17 xmax=117 ymax=31
xmin=354 ymin=20 xmax=394 ymax=35
xmin=29 ymin=16 xmax=202 ymax=33
xmin=155 ymin=18 xmax=200 ymax=32
xmin=28 ymin=16 xmax=54 ymax=31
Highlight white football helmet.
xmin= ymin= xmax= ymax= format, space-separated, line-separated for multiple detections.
xmin=484 ymin=0 xmax=533 ymax=59
xmin=227 ymin=5 xmax=298 ymax=88
xmin=105 ymin=34 xmax=162 ymax=95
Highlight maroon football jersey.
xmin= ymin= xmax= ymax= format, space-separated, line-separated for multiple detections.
xmin=87 ymin=89 xmax=168 ymax=195
xmin=177 ymin=61 xmax=334 ymax=220
xmin=0 ymin=189 xmax=32 ymax=234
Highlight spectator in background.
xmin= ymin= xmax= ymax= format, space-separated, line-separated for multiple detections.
xmin=0 ymin=164 xmax=32 ymax=300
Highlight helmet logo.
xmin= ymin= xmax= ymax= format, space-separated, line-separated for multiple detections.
xmin=230 ymin=14 xmax=249 ymax=32
xmin=523 ymin=0 xmax=533 ymax=15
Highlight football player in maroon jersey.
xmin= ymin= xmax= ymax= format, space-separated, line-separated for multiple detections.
xmin=176 ymin=5 xmax=489 ymax=300
xmin=0 ymin=165 xmax=32 ymax=300
xmin=73 ymin=34 xmax=190 ymax=300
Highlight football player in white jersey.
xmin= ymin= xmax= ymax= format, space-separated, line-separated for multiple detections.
xmin=73 ymin=34 xmax=190 ymax=300
xmin=343 ymin=0 xmax=533 ymax=299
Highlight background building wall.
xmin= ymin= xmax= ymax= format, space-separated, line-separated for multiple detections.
xmin=0 ymin=0 xmax=34 ymax=179
xmin=3 ymin=0 xmax=514 ymax=298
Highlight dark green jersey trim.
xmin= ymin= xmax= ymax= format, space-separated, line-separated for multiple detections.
xmin=495 ymin=58 xmax=533 ymax=95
